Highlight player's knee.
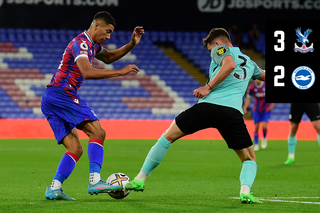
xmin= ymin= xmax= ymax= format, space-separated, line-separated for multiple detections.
xmin=67 ymin=145 xmax=83 ymax=158
xmin=94 ymin=127 xmax=106 ymax=141
xmin=75 ymin=146 xmax=83 ymax=158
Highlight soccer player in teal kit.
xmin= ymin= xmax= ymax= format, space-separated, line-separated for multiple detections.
xmin=126 ymin=28 xmax=265 ymax=204
xmin=41 ymin=11 xmax=144 ymax=200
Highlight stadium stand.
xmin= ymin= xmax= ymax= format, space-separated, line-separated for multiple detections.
xmin=0 ymin=28 xmax=296 ymax=120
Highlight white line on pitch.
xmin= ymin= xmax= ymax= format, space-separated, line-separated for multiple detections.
xmin=258 ymin=199 xmax=320 ymax=205
xmin=263 ymin=197 xmax=320 ymax=199
xmin=230 ymin=197 xmax=320 ymax=205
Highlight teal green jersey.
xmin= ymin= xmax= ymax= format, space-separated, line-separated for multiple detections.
xmin=198 ymin=45 xmax=263 ymax=114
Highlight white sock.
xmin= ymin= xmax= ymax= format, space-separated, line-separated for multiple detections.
xmin=50 ymin=179 xmax=62 ymax=190
xmin=135 ymin=170 xmax=148 ymax=182
xmin=240 ymin=184 xmax=250 ymax=194
xmin=288 ymin=154 xmax=295 ymax=159
xmin=89 ymin=172 xmax=101 ymax=185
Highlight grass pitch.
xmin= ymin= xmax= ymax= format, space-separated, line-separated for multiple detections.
xmin=0 ymin=138 xmax=320 ymax=213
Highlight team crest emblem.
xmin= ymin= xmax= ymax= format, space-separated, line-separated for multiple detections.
xmin=294 ymin=28 xmax=314 ymax=53
xmin=291 ymin=66 xmax=315 ymax=90
xmin=216 ymin=47 xmax=227 ymax=56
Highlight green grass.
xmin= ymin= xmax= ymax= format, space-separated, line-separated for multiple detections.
xmin=1 ymin=138 xmax=320 ymax=213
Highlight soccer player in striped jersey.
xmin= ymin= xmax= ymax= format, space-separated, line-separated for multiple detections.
xmin=41 ymin=11 xmax=144 ymax=200
xmin=243 ymin=80 xmax=274 ymax=151
xmin=126 ymin=28 xmax=265 ymax=204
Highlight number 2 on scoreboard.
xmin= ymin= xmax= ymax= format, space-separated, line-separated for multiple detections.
xmin=274 ymin=66 xmax=285 ymax=87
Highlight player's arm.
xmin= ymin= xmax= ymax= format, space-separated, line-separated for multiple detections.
xmin=243 ymin=96 xmax=252 ymax=114
xmin=257 ymin=70 xmax=266 ymax=81
xmin=95 ymin=26 xmax=144 ymax=64
xmin=76 ymin=57 xmax=139 ymax=79
xmin=193 ymin=55 xmax=235 ymax=98
xmin=207 ymin=55 xmax=236 ymax=89
xmin=268 ymin=103 xmax=275 ymax=111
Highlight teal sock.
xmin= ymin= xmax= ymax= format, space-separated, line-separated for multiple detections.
xmin=288 ymin=136 xmax=297 ymax=155
xmin=240 ymin=160 xmax=257 ymax=189
xmin=318 ymin=135 xmax=320 ymax=146
xmin=141 ymin=135 xmax=172 ymax=175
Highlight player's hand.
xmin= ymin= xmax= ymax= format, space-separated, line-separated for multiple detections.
xmin=192 ymin=86 xmax=211 ymax=98
xmin=267 ymin=103 xmax=275 ymax=111
xmin=243 ymin=108 xmax=247 ymax=114
xmin=119 ymin=65 xmax=140 ymax=75
xmin=130 ymin=26 xmax=144 ymax=46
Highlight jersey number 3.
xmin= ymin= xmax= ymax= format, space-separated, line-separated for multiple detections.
xmin=233 ymin=55 xmax=247 ymax=80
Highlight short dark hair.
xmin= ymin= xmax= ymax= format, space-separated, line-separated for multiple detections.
xmin=93 ymin=11 xmax=116 ymax=27
xmin=203 ymin=28 xmax=231 ymax=48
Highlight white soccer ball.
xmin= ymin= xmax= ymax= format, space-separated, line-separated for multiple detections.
xmin=106 ymin=172 xmax=131 ymax=199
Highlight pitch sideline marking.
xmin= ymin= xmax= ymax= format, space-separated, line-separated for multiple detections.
xmin=230 ymin=197 xmax=320 ymax=205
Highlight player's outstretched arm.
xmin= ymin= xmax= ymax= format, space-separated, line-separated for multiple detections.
xmin=96 ymin=26 xmax=144 ymax=64
xmin=77 ymin=57 xmax=139 ymax=79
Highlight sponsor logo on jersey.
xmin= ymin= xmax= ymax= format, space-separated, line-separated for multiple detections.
xmin=80 ymin=40 xmax=88 ymax=50
xmin=294 ymin=28 xmax=314 ymax=53
xmin=216 ymin=46 xmax=227 ymax=56
xmin=291 ymin=66 xmax=315 ymax=90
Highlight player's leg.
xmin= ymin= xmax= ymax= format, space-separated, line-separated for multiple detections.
xmin=285 ymin=121 xmax=299 ymax=164
xmin=236 ymin=149 xmax=262 ymax=204
xmin=311 ymin=119 xmax=320 ymax=146
xmin=79 ymin=120 xmax=123 ymax=194
xmin=305 ymin=103 xmax=320 ymax=146
xmin=254 ymin=122 xmax=260 ymax=151
xmin=218 ymin=111 xmax=262 ymax=203
xmin=261 ymin=111 xmax=270 ymax=149
xmin=79 ymin=120 xmax=105 ymax=184
xmin=235 ymin=148 xmax=262 ymax=204
xmin=218 ymin=108 xmax=262 ymax=204
xmin=252 ymin=111 xmax=260 ymax=151
xmin=127 ymin=103 xmax=210 ymax=192
xmin=261 ymin=121 xmax=268 ymax=149
xmin=46 ymin=128 xmax=82 ymax=201
xmin=234 ymin=147 xmax=262 ymax=203
xmin=126 ymin=120 xmax=185 ymax=191
xmin=285 ymin=104 xmax=303 ymax=164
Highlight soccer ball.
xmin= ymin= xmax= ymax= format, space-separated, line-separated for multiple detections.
xmin=106 ymin=172 xmax=131 ymax=199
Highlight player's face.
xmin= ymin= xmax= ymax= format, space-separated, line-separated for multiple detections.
xmin=94 ymin=22 xmax=114 ymax=44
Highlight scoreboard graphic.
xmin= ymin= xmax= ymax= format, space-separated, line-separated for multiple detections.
xmin=265 ymin=20 xmax=319 ymax=103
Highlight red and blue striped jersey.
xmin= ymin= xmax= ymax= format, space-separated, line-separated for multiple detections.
xmin=248 ymin=81 xmax=270 ymax=112
xmin=47 ymin=31 xmax=104 ymax=92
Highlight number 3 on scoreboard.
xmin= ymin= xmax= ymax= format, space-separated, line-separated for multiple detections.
xmin=274 ymin=30 xmax=285 ymax=51
xmin=274 ymin=66 xmax=285 ymax=87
